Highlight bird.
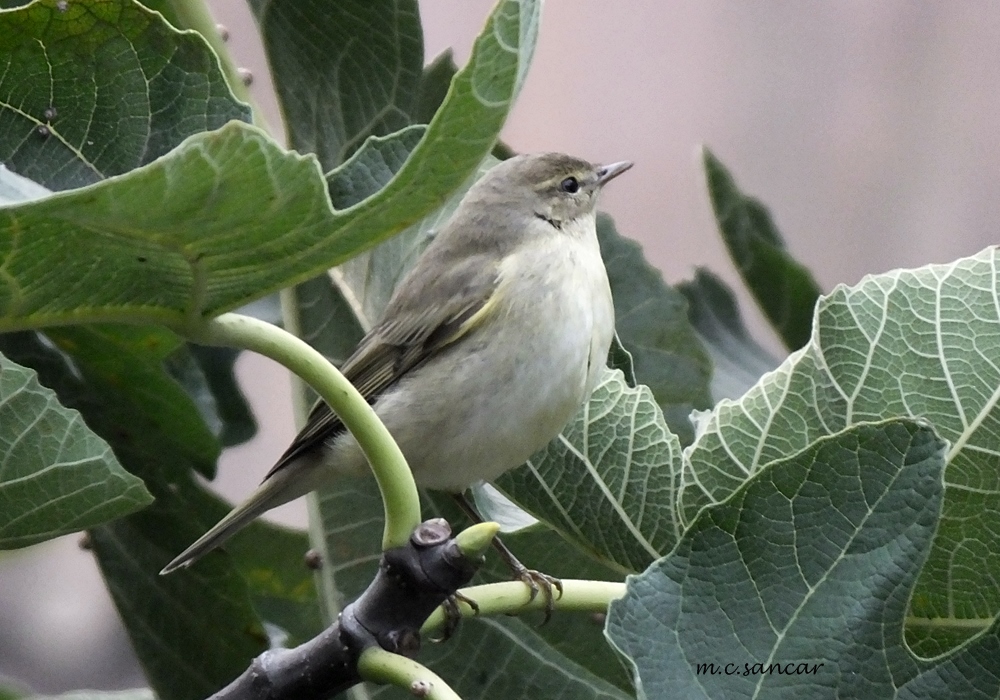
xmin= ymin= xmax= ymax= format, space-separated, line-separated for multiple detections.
xmin=161 ymin=152 xmax=632 ymax=576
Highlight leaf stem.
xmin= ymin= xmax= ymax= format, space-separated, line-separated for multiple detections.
xmin=188 ymin=312 xmax=420 ymax=550
xmin=358 ymin=648 xmax=462 ymax=700
xmin=420 ymin=580 xmax=627 ymax=633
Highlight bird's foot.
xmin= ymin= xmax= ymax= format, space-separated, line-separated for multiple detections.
xmin=508 ymin=560 xmax=563 ymax=624
xmin=432 ymin=590 xmax=480 ymax=642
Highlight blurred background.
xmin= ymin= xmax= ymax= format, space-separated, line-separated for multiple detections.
xmin=2 ymin=0 xmax=998 ymax=691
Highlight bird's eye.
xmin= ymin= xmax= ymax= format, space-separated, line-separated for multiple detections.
xmin=560 ymin=176 xmax=580 ymax=194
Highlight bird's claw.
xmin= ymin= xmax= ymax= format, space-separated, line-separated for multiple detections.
xmin=511 ymin=563 xmax=563 ymax=624
xmin=432 ymin=590 xmax=480 ymax=642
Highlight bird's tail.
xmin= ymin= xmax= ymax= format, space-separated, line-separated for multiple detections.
xmin=159 ymin=497 xmax=268 ymax=574
xmin=159 ymin=459 xmax=317 ymax=575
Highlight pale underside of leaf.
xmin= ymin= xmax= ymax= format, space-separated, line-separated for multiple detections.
xmin=682 ymin=245 xmax=1000 ymax=645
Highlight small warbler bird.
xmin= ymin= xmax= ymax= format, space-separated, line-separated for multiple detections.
xmin=162 ymin=152 xmax=631 ymax=575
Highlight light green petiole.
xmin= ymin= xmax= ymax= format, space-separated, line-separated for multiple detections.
xmin=187 ymin=312 xmax=420 ymax=550
xmin=359 ymin=648 xmax=461 ymax=700
xmin=421 ymin=580 xmax=627 ymax=634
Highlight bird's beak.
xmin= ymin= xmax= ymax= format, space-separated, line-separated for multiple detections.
xmin=596 ymin=160 xmax=634 ymax=186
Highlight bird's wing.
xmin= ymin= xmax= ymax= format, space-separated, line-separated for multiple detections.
xmin=263 ymin=253 xmax=501 ymax=480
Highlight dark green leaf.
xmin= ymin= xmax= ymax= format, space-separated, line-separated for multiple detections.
xmin=597 ymin=213 xmax=712 ymax=444
xmin=90 ymin=483 xmax=267 ymax=700
xmin=171 ymin=489 xmax=322 ymax=648
xmin=294 ymin=125 xmax=428 ymax=372
xmin=676 ymin=268 xmax=779 ymax=402
xmin=327 ymin=125 xmax=427 ymax=209
xmin=44 ymin=325 xmax=220 ymax=477
xmin=703 ymin=148 xmax=822 ymax=351
xmin=608 ymin=419 xmax=951 ymax=698
xmin=294 ymin=274 xmax=366 ymax=370
xmin=226 ymin=517 xmax=323 ymax=649
xmin=0 ymin=331 xmax=264 ymax=700
xmin=0 ymin=679 xmax=23 ymax=700
xmin=413 ymin=50 xmax=458 ymax=125
xmin=0 ymin=350 xmax=150 ymax=548
xmin=96 ymin=477 xmax=320 ymax=685
xmin=168 ymin=345 xmax=258 ymax=448
xmin=250 ymin=0 xmax=423 ymax=169
xmin=606 ymin=333 xmax=636 ymax=387
xmin=0 ymin=0 xmax=250 ymax=191
xmin=125 ymin=0 xmax=184 ymax=31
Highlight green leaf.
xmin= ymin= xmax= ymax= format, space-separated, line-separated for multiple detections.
xmin=0 ymin=331 xmax=264 ymax=700
xmin=0 ymin=124 xmax=328 ymax=330
xmin=413 ymin=50 xmax=459 ymax=126
xmin=0 ymin=0 xmax=251 ymax=192
xmin=291 ymin=125 xmax=428 ymax=373
xmin=597 ymin=213 xmax=712 ymax=444
xmin=90 ymin=492 xmax=266 ymax=700
xmin=496 ymin=368 xmax=682 ymax=574
xmin=703 ymin=148 xmax=822 ymax=351
xmin=153 ymin=485 xmax=322 ymax=648
xmin=327 ymin=125 xmax=428 ymax=209
xmin=0 ymin=680 xmax=23 ymax=700
xmin=0 ymin=350 xmax=150 ymax=548
xmin=42 ymin=325 xmax=219 ymax=477
xmin=250 ymin=0 xmax=424 ymax=169
xmin=607 ymin=419 xmax=953 ymax=699
xmin=293 ymin=274 xmax=366 ymax=370
xmin=607 ymin=333 xmax=637 ymax=387
xmin=682 ymin=245 xmax=1000 ymax=651
xmin=676 ymin=268 xmax=779 ymax=402
xmin=94 ymin=481 xmax=319 ymax=700
xmin=226 ymin=517 xmax=323 ymax=649
xmin=0 ymin=0 xmax=541 ymax=332
xmin=167 ymin=344 xmax=258 ymax=448
xmin=309 ymin=473 xmax=386 ymax=623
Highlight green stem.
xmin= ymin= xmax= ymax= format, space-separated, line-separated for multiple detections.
xmin=189 ymin=312 xmax=421 ymax=550
xmin=421 ymin=580 xmax=627 ymax=633
xmin=358 ymin=648 xmax=461 ymax=700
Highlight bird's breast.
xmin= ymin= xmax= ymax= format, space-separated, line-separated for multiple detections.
xmin=373 ymin=228 xmax=615 ymax=491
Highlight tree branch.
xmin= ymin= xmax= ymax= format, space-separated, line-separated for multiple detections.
xmin=208 ymin=519 xmax=492 ymax=700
